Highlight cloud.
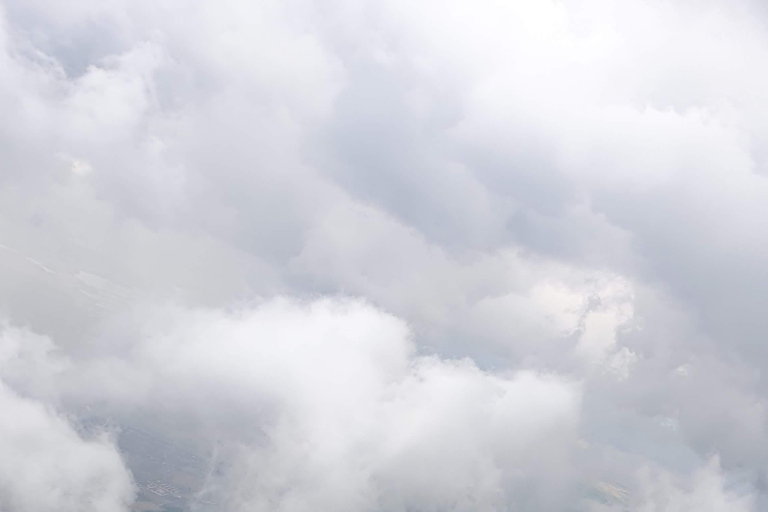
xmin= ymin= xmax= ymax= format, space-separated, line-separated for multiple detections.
xmin=2 ymin=299 xmax=583 ymax=511
xmin=634 ymin=457 xmax=754 ymax=512
xmin=1 ymin=0 xmax=768 ymax=509
xmin=0 ymin=363 xmax=133 ymax=512
xmin=126 ymin=299 xmax=584 ymax=511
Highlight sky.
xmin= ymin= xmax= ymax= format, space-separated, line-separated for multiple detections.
xmin=1 ymin=0 xmax=768 ymax=510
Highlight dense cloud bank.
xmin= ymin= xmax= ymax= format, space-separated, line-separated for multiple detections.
xmin=1 ymin=0 xmax=768 ymax=510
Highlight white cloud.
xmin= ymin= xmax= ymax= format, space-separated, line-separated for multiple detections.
xmin=128 ymin=299 xmax=582 ymax=511
xmin=0 ymin=381 xmax=133 ymax=512
xmin=2 ymin=299 xmax=583 ymax=511
xmin=635 ymin=457 xmax=754 ymax=512
xmin=1 ymin=0 xmax=768 ymax=509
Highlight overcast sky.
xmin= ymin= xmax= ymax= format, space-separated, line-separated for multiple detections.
xmin=1 ymin=0 xmax=768 ymax=511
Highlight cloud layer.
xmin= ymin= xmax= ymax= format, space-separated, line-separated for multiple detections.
xmin=2 ymin=0 xmax=768 ymax=510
